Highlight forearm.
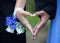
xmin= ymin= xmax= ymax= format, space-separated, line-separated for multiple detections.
xmin=17 ymin=14 xmax=33 ymax=32
xmin=15 ymin=0 xmax=26 ymax=9
xmin=14 ymin=0 xmax=33 ymax=32
xmin=14 ymin=0 xmax=30 ymax=16
xmin=34 ymin=11 xmax=50 ymax=36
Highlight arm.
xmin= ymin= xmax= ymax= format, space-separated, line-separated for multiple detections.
xmin=33 ymin=11 xmax=50 ymax=39
xmin=33 ymin=0 xmax=57 ymax=39
xmin=15 ymin=0 xmax=31 ymax=16
xmin=42 ymin=0 xmax=57 ymax=19
xmin=14 ymin=0 xmax=33 ymax=35
xmin=15 ymin=0 xmax=26 ymax=9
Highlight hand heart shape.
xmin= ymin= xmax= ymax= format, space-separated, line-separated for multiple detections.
xmin=16 ymin=11 xmax=50 ymax=39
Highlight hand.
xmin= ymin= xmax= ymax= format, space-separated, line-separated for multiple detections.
xmin=16 ymin=10 xmax=31 ymax=17
xmin=16 ymin=10 xmax=34 ymax=36
xmin=32 ymin=10 xmax=50 ymax=39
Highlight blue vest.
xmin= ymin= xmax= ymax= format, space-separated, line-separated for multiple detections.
xmin=47 ymin=0 xmax=60 ymax=43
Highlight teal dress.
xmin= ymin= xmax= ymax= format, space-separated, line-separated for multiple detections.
xmin=47 ymin=0 xmax=60 ymax=43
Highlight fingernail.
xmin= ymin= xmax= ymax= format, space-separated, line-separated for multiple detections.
xmin=30 ymin=14 xmax=36 ymax=16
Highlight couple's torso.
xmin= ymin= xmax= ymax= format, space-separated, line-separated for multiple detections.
xmin=0 ymin=0 xmax=56 ymax=27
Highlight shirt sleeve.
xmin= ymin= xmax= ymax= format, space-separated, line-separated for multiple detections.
xmin=42 ymin=0 xmax=57 ymax=20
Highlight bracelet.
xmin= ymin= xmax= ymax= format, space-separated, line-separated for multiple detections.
xmin=13 ymin=8 xmax=24 ymax=17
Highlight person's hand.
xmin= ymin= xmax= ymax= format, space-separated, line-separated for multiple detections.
xmin=32 ymin=10 xmax=50 ymax=39
xmin=16 ymin=10 xmax=31 ymax=17
xmin=16 ymin=10 xmax=34 ymax=36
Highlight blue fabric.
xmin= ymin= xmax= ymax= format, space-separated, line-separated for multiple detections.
xmin=46 ymin=0 xmax=60 ymax=43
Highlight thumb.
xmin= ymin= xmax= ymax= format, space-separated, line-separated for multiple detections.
xmin=34 ymin=12 xmax=39 ymax=16
xmin=35 ymin=11 xmax=47 ymax=16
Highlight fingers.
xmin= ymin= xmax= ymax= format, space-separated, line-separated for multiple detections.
xmin=33 ymin=21 xmax=40 ymax=32
xmin=32 ymin=36 xmax=37 ymax=39
xmin=16 ymin=10 xmax=36 ymax=39
xmin=22 ymin=11 xmax=31 ymax=16
xmin=34 ymin=11 xmax=44 ymax=16
xmin=16 ymin=10 xmax=31 ymax=17
xmin=34 ymin=10 xmax=50 ymax=19
xmin=30 ymin=29 xmax=34 ymax=35
xmin=32 ymin=15 xmax=49 ymax=39
xmin=32 ymin=22 xmax=40 ymax=39
xmin=16 ymin=10 xmax=50 ymax=40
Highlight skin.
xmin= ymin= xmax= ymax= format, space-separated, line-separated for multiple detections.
xmin=32 ymin=11 xmax=50 ymax=39
xmin=15 ymin=0 xmax=50 ymax=39
xmin=15 ymin=0 xmax=33 ymax=35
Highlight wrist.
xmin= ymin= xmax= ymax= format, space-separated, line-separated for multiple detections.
xmin=13 ymin=7 xmax=24 ymax=17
